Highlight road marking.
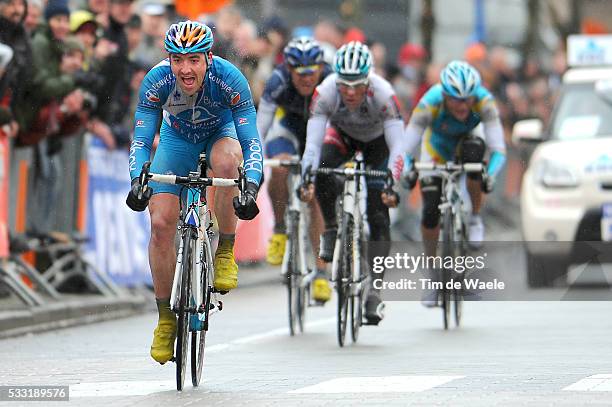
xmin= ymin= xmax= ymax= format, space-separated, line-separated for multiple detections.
xmin=563 ymin=374 xmax=612 ymax=391
xmin=207 ymin=317 xmax=335 ymax=353
xmin=71 ymin=380 xmax=175 ymax=397
xmin=70 ymin=319 xmax=335 ymax=398
xmin=289 ymin=375 xmax=465 ymax=394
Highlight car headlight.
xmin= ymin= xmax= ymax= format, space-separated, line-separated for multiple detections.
xmin=533 ymin=159 xmax=580 ymax=188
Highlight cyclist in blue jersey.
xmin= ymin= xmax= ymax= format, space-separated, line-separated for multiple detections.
xmin=402 ymin=60 xmax=506 ymax=307
xmin=125 ymin=21 xmax=263 ymax=364
xmin=257 ymin=36 xmax=333 ymax=302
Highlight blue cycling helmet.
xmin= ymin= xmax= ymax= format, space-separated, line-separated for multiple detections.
xmin=333 ymin=41 xmax=372 ymax=80
xmin=440 ymin=60 xmax=481 ymax=98
xmin=283 ymin=37 xmax=324 ymax=67
xmin=165 ymin=20 xmax=214 ymax=54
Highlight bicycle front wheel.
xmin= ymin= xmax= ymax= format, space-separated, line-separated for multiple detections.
xmin=286 ymin=211 xmax=301 ymax=336
xmin=176 ymin=235 xmax=192 ymax=391
xmin=440 ymin=210 xmax=453 ymax=330
xmin=350 ymin=228 xmax=366 ymax=343
xmin=336 ymin=212 xmax=353 ymax=347
xmin=191 ymin=241 xmax=209 ymax=387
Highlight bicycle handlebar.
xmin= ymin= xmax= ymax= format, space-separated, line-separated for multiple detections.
xmin=414 ymin=162 xmax=484 ymax=173
xmin=309 ymin=167 xmax=390 ymax=179
xmin=148 ymin=173 xmax=239 ymax=187
xmin=264 ymin=155 xmax=301 ymax=168
xmin=138 ymin=161 xmax=242 ymax=193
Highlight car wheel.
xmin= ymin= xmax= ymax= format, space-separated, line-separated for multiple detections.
xmin=526 ymin=251 xmax=568 ymax=288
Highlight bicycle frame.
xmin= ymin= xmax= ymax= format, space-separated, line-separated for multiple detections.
xmin=415 ymin=161 xmax=484 ymax=241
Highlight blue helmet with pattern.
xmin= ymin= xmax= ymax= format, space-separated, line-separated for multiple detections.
xmin=165 ymin=20 xmax=214 ymax=54
xmin=333 ymin=41 xmax=372 ymax=80
xmin=440 ymin=60 xmax=481 ymax=98
xmin=283 ymin=37 xmax=324 ymax=68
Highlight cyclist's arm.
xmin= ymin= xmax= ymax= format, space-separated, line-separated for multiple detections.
xmin=403 ymin=107 xmax=431 ymax=157
xmin=384 ymin=118 xmax=406 ymax=180
xmin=225 ymin=68 xmax=264 ymax=186
xmin=302 ymin=114 xmax=327 ymax=176
xmin=128 ymin=65 xmax=168 ymax=180
xmin=302 ymin=81 xmax=333 ymax=176
xmin=129 ymin=105 xmax=161 ymax=180
xmin=379 ymin=90 xmax=406 ymax=180
xmin=256 ymin=97 xmax=277 ymax=142
xmin=479 ymin=95 xmax=507 ymax=177
xmin=256 ymin=70 xmax=284 ymax=141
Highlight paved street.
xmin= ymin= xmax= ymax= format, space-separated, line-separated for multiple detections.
xmin=3 ymin=260 xmax=612 ymax=406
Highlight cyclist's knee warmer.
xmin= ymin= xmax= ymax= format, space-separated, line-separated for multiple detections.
xmin=459 ymin=136 xmax=486 ymax=180
xmin=421 ymin=176 xmax=442 ymax=229
xmin=315 ymin=173 xmax=339 ymax=227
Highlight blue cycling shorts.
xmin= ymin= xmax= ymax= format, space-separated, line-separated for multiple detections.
xmin=149 ymin=120 xmax=238 ymax=196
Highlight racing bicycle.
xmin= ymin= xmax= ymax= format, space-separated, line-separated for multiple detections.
xmin=413 ymin=161 xmax=484 ymax=329
xmin=310 ymin=151 xmax=392 ymax=347
xmin=138 ymin=153 xmax=244 ymax=390
xmin=265 ymin=156 xmax=320 ymax=336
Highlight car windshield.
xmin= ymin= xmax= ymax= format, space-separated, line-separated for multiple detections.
xmin=551 ymin=82 xmax=612 ymax=140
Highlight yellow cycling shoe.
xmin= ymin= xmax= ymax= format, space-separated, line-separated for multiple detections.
xmin=312 ymin=277 xmax=332 ymax=302
xmin=214 ymin=240 xmax=238 ymax=291
xmin=150 ymin=318 xmax=177 ymax=364
xmin=266 ymin=233 xmax=287 ymax=265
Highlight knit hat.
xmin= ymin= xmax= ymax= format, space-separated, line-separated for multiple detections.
xmin=45 ymin=0 xmax=70 ymax=21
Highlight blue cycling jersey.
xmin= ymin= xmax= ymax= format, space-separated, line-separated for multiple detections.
xmin=129 ymin=56 xmax=263 ymax=186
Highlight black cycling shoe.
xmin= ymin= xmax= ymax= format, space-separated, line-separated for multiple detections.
xmin=319 ymin=228 xmax=337 ymax=263
xmin=364 ymin=294 xmax=385 ymax=325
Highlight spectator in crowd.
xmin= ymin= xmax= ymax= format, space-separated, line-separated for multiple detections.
xmin=93 ymin=0 xmax=134 ymax=149
xmin=84 ymin=0 xmax=109 ymax=29
xmin=70 ymin=10 xmax=98 ymax=70
xmin=391 ymin=42 xmax=428 ymax=117
xmin=26 ymin=0 xmax=81 ymax=133
xmin=0 ymin=0 xmax=33 ymax=138
xmin=211 ymin=5 xmax=241 ymax=63
xmin=233 ymin=19 xmax=258 ymax=82
xmin=24 ymin=0 xmax=43 ymax=35
xmin=368 ymin=40 xmax=387 ymax=78
xmin=125 ymin=14 xmax=142 ymax=57
xmin=133 ymin=2 xmax=167 ymax=67
xmin=313 ymin=19 xmax=344 ymax=63
xmin=260 ymin=15 xmax=289 ymax=65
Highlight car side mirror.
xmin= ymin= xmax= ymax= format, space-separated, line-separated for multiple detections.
xmin=512 ymin=119 xmax=544 ymax=144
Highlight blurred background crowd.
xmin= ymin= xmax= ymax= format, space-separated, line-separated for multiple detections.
xmin=0 ymin=0 xmax=606 ymax=236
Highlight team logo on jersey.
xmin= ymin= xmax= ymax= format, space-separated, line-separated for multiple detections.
xmin=230 ymin=92 xmax=241 ymax=105
xmin=173 ymin=91 xmax=181 ymax=101
xmin=176 ymin=106 xmax=216 ymax=124
xmin=238 ymin=117 xmax=249 ymax=126
xmin=135 ymin=120 xmax=145 ymax=127
xmin=145 ymin=89 xmax=160 ymax=103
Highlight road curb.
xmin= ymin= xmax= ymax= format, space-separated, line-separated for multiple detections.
xmin=0 ymin=296 xmax=146 ymax=339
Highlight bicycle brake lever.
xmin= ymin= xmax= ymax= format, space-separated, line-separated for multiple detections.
xmin=138 ymin=161 xmax=152 ymax=199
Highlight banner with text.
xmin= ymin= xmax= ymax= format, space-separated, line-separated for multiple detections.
xmin=84 ymin=138 xmax=152 ymax=286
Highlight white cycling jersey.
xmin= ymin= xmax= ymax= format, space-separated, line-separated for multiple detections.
xmin=302 ymin=72 xmax=405 ymax=179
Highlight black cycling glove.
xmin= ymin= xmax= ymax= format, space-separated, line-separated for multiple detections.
xmin=126 ymin=178 xmax=152 ymax=212
xmin=233 ymin=181 xmax=260 ymax=220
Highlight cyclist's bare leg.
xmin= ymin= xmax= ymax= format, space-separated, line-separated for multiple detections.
xmin=467 ymin=177 xmax=483 ymax=215
xmin=422 ymin=225 xmax=440 ymax=258
xmin=209 ymin=137 xmax=242 ymax=234
xmin=148 ymin=194 xmax=180 ymax=298
xmin=267 ymin=153 xmax=291 ymax=232
xmin=308 ymin=198 xmax=326 ymax=270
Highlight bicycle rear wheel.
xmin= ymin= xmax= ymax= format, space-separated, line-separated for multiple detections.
xmin=176 ymin=235 xmax=192 ymax=391
xmin=191 ymin=241 xmax=208 ymax=387
xmin=336 ymin=212 xmax=353 ymax=347
xmin=440 ymin=210 xmax=453 ymax=330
